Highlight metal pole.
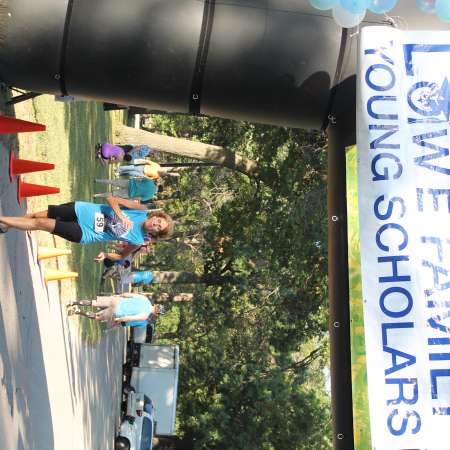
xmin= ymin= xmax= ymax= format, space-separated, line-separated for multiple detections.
xmin=6 ymin=92 xmax=42 ymax=105
xmin=327 ymin=88 xmax=355 ymax=449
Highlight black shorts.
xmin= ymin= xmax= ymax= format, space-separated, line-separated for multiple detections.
xmin=47 ymin=202 xmax=83 ymax=243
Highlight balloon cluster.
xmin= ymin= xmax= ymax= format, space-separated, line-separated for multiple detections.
xmin=308 ymin=0 xmax=450 ymax=28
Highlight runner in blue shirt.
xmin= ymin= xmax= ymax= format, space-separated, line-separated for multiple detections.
xmin=0 ymin=197 xmax=174 ymax=251
xmin=122 ymin=270 xmax=154 ymax=286
xmin=66 ymin=293 xmax=164 ymax=328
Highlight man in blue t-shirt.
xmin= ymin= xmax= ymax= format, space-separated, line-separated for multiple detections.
xmin=66 ymin=293 xmax=164 ymax=328
xmin=122 ymin=270 xmax=154 ymax=286
xmin=0 ymin=197 xmax=173 ymax=250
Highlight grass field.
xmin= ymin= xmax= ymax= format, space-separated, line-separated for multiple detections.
xmin=12 ymin=92 xmax=124 ymax=341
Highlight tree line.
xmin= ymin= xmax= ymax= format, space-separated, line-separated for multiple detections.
xmin=119 ymin=114 xmax=331 ymax=450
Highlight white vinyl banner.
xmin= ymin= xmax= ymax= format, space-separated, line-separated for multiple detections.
xmin=357 ymin=27 xmax=450 ymax=449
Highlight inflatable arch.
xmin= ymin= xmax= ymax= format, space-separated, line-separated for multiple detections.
xmin=1 ymin=1 xmax=449 ymax=449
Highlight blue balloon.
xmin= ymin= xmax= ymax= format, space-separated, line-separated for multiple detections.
xmin=333 ymin=5 xmax=366 ymax=27
xmin=309 ymin=0 xmax=339 ymax=10
xmin=340 ymin=0 xmax=370 ymax=14
xmin=436 ymin=0 xmax=450 ymax=22
xmin=416 ymin=0 xmax=436 ymax=13
xmin=368 ymin=0 xmax=397 ymax=14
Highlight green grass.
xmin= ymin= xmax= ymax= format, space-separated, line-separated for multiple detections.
xmin=13 ymin=93 xmax=124 ymax=342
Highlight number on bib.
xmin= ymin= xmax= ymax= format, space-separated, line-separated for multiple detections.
xmin=94 ymin=212 xmax=105 ymax=233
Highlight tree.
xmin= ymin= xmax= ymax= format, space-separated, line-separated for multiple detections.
xmin=114 ymin=124 xmax=261 ymax=179
xmin=143 ymin=113 xmax=331 ymax=449
xmin=144 ymin=292 xmax=194 ymax=304
xmin=152 ymin=436 xmax=194 ymax=450
xmin=151 ymin=271 xmax=235 ymax=285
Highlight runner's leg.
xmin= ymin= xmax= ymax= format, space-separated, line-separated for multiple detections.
xmin=73 ymin=310 xmax=97 ymax=319
xmin=112 ymin=187 xmax=129 ymax=198
xmin=0 ymin=216 xmax=56 ymax=233
xmin=68 ymin=300 xmax=93 ymax=306
xmin=24 ymin=210 xmax=49 ymax=219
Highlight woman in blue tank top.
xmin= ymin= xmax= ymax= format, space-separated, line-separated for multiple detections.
xmin=0 ymin=197 xmax=173 ymax=247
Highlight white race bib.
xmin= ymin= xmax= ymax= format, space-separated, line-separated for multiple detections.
xmin=94 ymin=212 xmax=105 ymax=233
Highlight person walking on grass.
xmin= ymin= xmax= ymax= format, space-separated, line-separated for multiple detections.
xmin=116 ymin=159 xmax=180 ymax=180
xmin=121 ymin=270 xmax=154 ymax=287
xmin=96 ymin=143 xmax=153 ymax=164
xmin=93 ymin=177 xmax=158 ymax=201
xmin=99 ymin=257 xmax=131 ymax=283
xmin=0 ymin=197 xmax=174 ymax=252
xmin=67 ymin=292 xmax=164 ymax=328
xmin=94 ymin=242 xmax=152 ymax=287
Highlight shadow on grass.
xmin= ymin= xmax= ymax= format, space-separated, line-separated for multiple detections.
xmin=63 ymin=101 xmax=114 ymax=342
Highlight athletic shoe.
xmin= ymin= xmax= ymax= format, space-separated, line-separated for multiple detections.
xmin=67 ymin=306 xmax=80 ymax=316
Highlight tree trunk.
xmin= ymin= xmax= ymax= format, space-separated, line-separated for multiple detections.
xmin=151 ymin=199 xmax=172 ymax=208
xmin=145 ymin=292 xmax=194 ymax=303
xmin=167 ymin=230 xmax=203 ymax=241
xmin=151 ymin=271 xmax=233 ymax=285
xmin=115 ymin=124 xmax=260 ymax=178
xmin=151 ymin=271 xmax=204 ymax=284
xmin=172 ymin=293 xmax=194 ymax=302
xmin=156 ymin=331 xmax=178 ymax=340
xmin=159 ymin=162 xmax=219 ymax=168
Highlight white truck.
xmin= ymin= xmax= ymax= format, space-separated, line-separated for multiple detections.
xmin=130 ymin=344 xmax=179 ymax=436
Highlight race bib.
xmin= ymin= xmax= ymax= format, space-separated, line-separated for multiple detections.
xmin=94 ymin=212 xmax=105 ymax=232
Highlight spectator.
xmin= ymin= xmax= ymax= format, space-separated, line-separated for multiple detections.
xmin=96 ymin=143 xmax=153 ymax=164
xmin=94 ymin=178 xmax=158 ymax=201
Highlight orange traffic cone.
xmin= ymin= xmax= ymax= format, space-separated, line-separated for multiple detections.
xmin=9 ymin=150 xmax=54 ymax=181
xmin=37 ymin=246 xmax=71 ymax=261
xmin=0 ymin=115 xmax=46 ymax=134
xmin=44 ymin=269 xmax=78 ymax=283
xmin=17 ymin=178 xmax=59 ymax=203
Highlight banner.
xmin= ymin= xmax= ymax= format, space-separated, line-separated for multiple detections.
xmin=357 ymin=27 xmax=450 ymax=449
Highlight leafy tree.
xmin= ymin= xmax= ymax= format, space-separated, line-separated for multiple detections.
xmin=141 ymin=113 xmax=331 ymax=450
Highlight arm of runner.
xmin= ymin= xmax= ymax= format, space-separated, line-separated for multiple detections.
xmin=95 ymin=251 xmax=126 ymax=262
xmin=94 ymin=252 xmax=106 ymax=262
xmin=106 ymin=196 xmax=146 ymax=230
xmin=117 ymin=243 xmax=140 ymax=259
xmin=106 ymin=196 xmax=147 ymax=211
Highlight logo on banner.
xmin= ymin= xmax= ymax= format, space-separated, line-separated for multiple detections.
xmin=408 ymin=78 xmax=450 ymax=120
